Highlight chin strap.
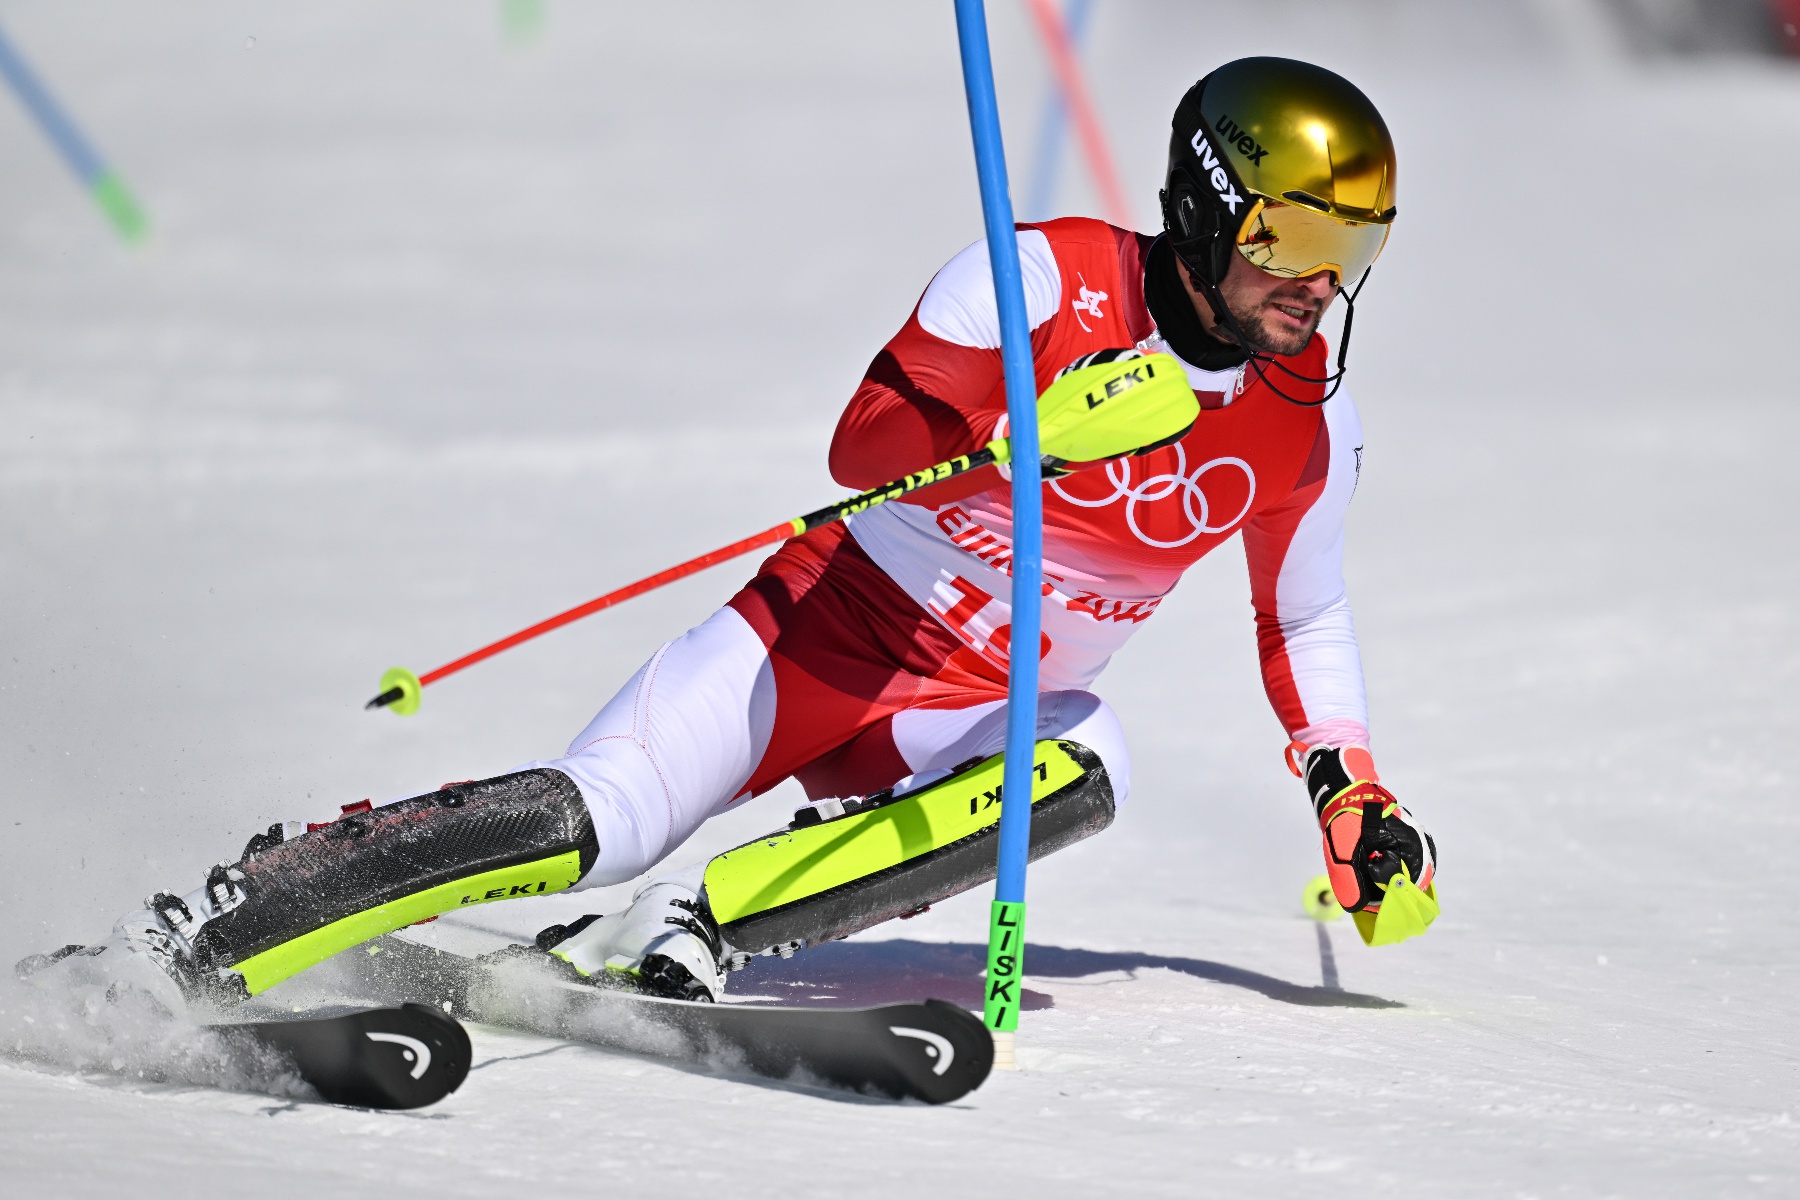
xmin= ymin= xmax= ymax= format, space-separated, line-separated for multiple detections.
xmin=1181 ymin=249 xmax=1369 ymax=409
xmin=1242 ymin=269 xmax=1367 ymax=407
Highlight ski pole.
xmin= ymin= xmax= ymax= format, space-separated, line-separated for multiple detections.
xmin=364 ymin=442 xmax=1008 ymax=714
xmin=0 ymin=18 xmax=148 ymax=244
xmin=953 ymin=0 xmax=1044 ymax=1068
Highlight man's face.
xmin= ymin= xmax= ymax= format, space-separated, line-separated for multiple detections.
xmin=1182 ymin=250 xmax=1337 ymax=358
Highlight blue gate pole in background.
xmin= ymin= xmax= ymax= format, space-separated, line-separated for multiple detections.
xmin=951 ymin=0 xmax=1044 ymax=1068
xmin=0 ymin=17 xmax=148 ymax=244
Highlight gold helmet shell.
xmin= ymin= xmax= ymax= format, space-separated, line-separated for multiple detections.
xmin=1200 ymin=57 xmax=1396 ymax=225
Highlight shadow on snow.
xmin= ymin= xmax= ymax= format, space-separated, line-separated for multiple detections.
xmin=730 ymin=939 xmax=1402 ymax=1011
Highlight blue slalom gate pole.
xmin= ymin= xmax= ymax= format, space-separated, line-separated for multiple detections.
xmin=1023 ymin=0 xmax=1093 ymax=221
xmin=952 ymin=0 xmax=1043 ymax=1060
xmin=0 ymin=17 xmax=147 ymax=243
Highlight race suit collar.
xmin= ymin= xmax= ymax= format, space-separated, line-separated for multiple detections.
xmin=1143 ymin=235 xmax=1250 ymax=373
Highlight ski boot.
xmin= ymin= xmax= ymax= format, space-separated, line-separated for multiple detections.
xmin=20 ymin=770 xmax=599 ymax=1006
xmin=533 ymin=873 xmax=727 ymax=1002
xmin=13 ymin=841 xmax=284 ymax=1015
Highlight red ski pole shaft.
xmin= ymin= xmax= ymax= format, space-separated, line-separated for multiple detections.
xmin=366 ymin=442 xmax=1005 ymax=711
xmin=421 ymin=520 xmax=797 ymax=688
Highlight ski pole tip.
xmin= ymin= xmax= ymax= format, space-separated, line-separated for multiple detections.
xmin=368 ymin=667 xmax=423 ymax=716
xmin=1302 ymin=873 xmax=1344 ymax=923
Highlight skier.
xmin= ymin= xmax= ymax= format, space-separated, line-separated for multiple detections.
xmin=23 ymin=56 xmax=1436 ymax=1012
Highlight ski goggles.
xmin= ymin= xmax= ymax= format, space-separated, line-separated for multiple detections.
xmin=1235 ymin=199 xmax=1391 ymax=284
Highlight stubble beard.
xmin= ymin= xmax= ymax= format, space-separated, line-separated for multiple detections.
xmin=1217 ymin=278 xmax=1325 ymax=358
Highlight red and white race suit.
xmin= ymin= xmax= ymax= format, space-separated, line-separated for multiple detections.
xmin=836 ymin=218 xmax=1368 ymax=734
xmin=516 ymin=218 xmax=1372 ymax=888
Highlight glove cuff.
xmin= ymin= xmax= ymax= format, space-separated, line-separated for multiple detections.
xmin=1287 ymin=741 xmax=1380 ymax=818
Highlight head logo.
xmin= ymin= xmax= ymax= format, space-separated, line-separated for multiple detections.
xmin=1188 ymin=130 xmax=1244 ymax=215
xmin=366 ymin=1031 xmax=432 ymax=1079
xmin=888 ymin=1026 xmax=955 ymax=1076
xmin=1213 ymin=114 xmax=1269 ymax=166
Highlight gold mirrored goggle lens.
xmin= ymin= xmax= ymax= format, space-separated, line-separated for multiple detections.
xmin=1235 ymin=202 xmax=1390 ymax=284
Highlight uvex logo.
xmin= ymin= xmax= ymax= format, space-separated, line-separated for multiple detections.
xmin=1188 ymin=130 xmax=1244 ymax=215
xmin=1084 ymin=360 xmax=1157 ymax=409
xmin=1213 ymin=113 xmax=1269 ymax=166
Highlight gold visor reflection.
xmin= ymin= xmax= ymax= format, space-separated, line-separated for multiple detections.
xmin=1236 ymin=201 xmax=1390 ymax=283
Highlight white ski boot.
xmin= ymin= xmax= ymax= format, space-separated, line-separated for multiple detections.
xmin=534 ymin=873 xmax=726 ymax=1002
xmin=20 ymin=898 xmax=211 ymax=1016
xmin=15 ymin=838 xmax=281 ymax=1013
xmin=14 ymin=930 xmax=189 ymax=1018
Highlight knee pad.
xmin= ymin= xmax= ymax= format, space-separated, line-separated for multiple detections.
xmin=196 ymin=769 xmax=598 ymax=997
xmin=702 ymin=740 xmax=1113 ymax=956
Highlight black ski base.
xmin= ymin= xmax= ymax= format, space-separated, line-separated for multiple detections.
xmin=346 ymin=936 xmax=992 ymax=1104
xmin=212 ymin=1002 xmax=471 ymax=1109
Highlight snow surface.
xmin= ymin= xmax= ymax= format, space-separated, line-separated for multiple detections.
xmin=2 ymin=2 xmax=1798 ymax=1196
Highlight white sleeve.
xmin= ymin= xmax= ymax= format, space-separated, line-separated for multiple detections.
xmin=915 ymin=229 xmax=1062 ymax=349
xmin=1244 ymin=387 xmax=1371 ymax=746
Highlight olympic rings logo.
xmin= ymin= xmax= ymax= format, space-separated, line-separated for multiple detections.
xmin=1048 ymin=444 xmax=1256 ymax=549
